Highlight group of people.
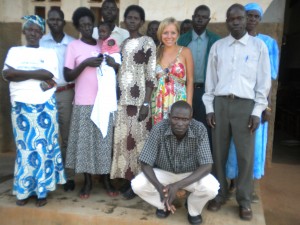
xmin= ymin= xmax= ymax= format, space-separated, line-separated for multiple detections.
xmin=2 ymin=0 xmax=278 ymax=224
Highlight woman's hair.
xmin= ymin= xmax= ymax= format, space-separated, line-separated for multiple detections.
xmin=72 ymin=7 xmax=95 ymax=29
xmin=124 ymin=5 xmax=145 ymax=22
xmin=156 ymin=17 xmax=180 ymax=63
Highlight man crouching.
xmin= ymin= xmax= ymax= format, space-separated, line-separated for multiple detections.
xmin=131 ymin=100 xmax=219 ymax=225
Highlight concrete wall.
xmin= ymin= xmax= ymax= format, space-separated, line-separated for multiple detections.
xmin=0 ymin=0 xmax=286 ymax=153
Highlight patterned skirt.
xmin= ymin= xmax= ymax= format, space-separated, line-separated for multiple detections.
xmin=11 ymin=96 xmax=66 ymax=200
xmin=66 ymin=105 xmax=113 ymax=174
xmin=111 ymin=105 xmax=152 ymax=180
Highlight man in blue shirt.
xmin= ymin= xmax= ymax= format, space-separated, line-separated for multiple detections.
xmin=40 ymin=8 xmax=75 ymax=191
xmin=178 ymin=5 xmax=220 ymax=146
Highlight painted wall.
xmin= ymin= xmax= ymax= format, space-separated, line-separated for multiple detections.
xmin=0 ymin=0 xmax=286 ymax=153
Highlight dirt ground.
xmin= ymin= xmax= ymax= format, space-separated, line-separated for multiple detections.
xmin=260 ymin=130 xmax=300 ymax=225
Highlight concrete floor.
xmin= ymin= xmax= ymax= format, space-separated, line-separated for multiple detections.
xmin=0 ymin=128 xmax=299 ymax=225
xmin=0 ymin=152 xmax=265 ymax=225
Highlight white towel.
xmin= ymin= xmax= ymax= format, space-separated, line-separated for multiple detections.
xmin=91 ymin=53 xmax=121 ymax=137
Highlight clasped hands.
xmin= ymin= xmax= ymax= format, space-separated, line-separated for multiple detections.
xmin=159 ymin=183 xmax=179 ymax=214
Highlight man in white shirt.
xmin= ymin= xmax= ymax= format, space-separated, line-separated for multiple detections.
xmin=92 ymin=0 xmax=129 ymax=47
xmin=40 ymin=8 xmax=75 ymax=191
xmin=202 ymin=4 xmax=271 ymax=221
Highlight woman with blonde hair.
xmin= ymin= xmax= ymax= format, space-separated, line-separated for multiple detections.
xmin=151 ymin=17 xmax=194 ymax=124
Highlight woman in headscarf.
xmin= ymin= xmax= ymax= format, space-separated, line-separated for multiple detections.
xmin=226 ymin=3 xmax=279 ymax=200
xmin=2 ymin=15 xmax=66 ymax=207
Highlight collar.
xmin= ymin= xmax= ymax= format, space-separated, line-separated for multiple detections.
xmin=43 ymin=32 xmax=70 ymax=45
xmin=164 ymin=123 xmax=196 ymax=139
xmin=228 ymin=32 xmax=249 ymax=46
xmin=192 ymin=29 xmax=207 ymax=41
xmin=112 ymin=26 xmax=122 ymax=34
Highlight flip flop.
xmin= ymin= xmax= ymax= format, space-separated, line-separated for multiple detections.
xmin=36 ymin=198 xmax=47 ymax=207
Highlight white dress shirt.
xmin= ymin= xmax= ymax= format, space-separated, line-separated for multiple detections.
xmin=203 ymin=32 xmax=271 ymax=117
xmin=92 ymin=25 xmax=129 ymax=47
xmin=40 ymin=33 xmax=75 ymax=86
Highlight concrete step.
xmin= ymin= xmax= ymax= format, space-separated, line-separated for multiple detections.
xmin=0 ymin=176 xmax=266 ymax=225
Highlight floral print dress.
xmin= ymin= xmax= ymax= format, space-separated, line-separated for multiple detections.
xmin=151 ymin=47 xmax=186 ymax=124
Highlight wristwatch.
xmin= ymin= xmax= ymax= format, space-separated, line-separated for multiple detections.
xmin=143 ymin=102 xmax=150 ymax=107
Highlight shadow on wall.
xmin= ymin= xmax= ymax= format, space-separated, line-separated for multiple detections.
xmin=0 ymin=22 xmax=21 ymax=153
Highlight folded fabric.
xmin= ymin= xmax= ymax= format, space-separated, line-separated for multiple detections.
xmin=91 ymin=52 xmax=121 ymax=137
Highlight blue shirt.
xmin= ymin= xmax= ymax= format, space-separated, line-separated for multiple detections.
xmin=256 ymin=33 xmax=279 ymax=80
xmin=188 ymin=30 xmax=209 ymax=83
xmin=40 ymin=33 xmax=75 ymax=86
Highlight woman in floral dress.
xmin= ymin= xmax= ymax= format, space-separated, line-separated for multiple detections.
xmin=152 ymin=17 xmax=194 ymax=124
xmin=110 ymin=5 xmax=156 ymax=199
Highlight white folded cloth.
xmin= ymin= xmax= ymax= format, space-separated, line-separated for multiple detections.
xmin=91 ymin=52 xmax=121 ymax=137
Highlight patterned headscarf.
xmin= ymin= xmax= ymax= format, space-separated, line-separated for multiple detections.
xmin=21 ymin=15 xmax=45 ymax=32
xmin=244 ymin=3 xmax=264 ymax=17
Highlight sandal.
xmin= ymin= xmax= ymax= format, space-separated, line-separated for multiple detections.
xmin=16 ymin=198 xmax=29 ymax=206
xmin=36 ymin=198 xmax=47 ymax=207
xmin=122 ymin=186 xmax=136 ymax=200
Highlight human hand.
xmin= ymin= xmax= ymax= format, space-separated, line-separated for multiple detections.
xmin=162 ymin=184 xmax=178 ymax=214
xmin=262 ymin=109 xmax=271 ymax=123
xmin=83 ymin=56 xmax=103 ymax=68
xmin=206 ymin=112 xmax=216 ymax=128
xmin=138 ymin=105 xmax=149 ymax=122
xmin=248 ymin=115 xmax=260 ymax=134
xmin=105 ymin=55 xmax=116 ymax=67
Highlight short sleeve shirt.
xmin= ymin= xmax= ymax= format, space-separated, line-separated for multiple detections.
xmin=139 ymin=119 xmax=213 ymax=174
xmin=64 ymin=39 xmax=101 ymax=105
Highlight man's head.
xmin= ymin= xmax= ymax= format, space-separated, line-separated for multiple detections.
xmin=180 ymin=19 xmax=193 ymax=35
xmin=226 ymin=4 xmax=247 ymax=40
xmin=192 ymin=5 xmax=211 ymax=35
xmin=169 ymin=101 xmax=193 ymax=139
xmin=147 ymin=20 xmax=160 ymax=43
xmin=102 ymin=0 xmax=118 ymax=23
xmin=47 ymin=8 xmax=65 ymax=34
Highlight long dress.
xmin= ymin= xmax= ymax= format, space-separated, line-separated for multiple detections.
xmin=111 ymin=36 xmax=156 ymax=180
xmin=3 ymin=46 xmax=66 ymax=200
xmin=151 ymin=47 xmax=187 ymax=124
xmin=226 ymin=33 xmax=279 ymax=179
xmin=64 ymin=39 xmax=114 ymax=175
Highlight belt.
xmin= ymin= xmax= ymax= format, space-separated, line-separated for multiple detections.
xmin=220 ymin=94 xmax=241 ymax=99
xmin=194 ymin=83 xmax=204 ymax=88
xmin=56 ymin=83 xmax=75 ymax=93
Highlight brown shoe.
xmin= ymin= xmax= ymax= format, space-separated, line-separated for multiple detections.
xmin=239 ymin=206 xmax=253 ymax=220
xmin=207 ymin=199 xmax=222 ymax=211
